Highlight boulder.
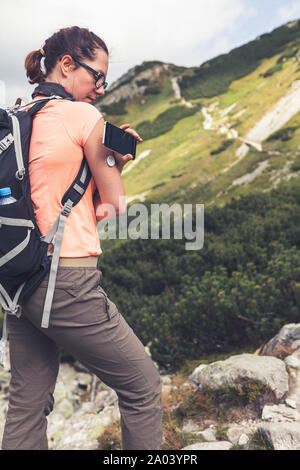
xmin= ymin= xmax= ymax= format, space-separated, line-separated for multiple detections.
xmin=257 ymin=422 xmax=300 ymax=450
xmin=285 ymin=353 xmax=300 ymax=370
xmin=262 ymin=404 xmax=300 ymax=422
xmin=260 ymin=324 xmax=300 ymax=358
xmin=197 ymin=427 xmax=216 ymax=442
xmin=189 ymin=354 xmax=289 ymax=400
xmin=227 ymin=425 xmax=248 ymax=445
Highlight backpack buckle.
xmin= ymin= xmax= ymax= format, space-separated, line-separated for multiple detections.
xmin=15 ymin=168 xmax=25 ymax=180
xmin=61 ymin=199 xmax=73 ymax=217
xmin=3 ymin=304 xmax=22 ymax=318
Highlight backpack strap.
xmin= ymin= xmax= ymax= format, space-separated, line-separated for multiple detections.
xmin=0 ymin=282 xmax=24 ymax=368
xmin=39 ymin=158 xmax=92 ymax=329
xmin=7 ymin=96 xmax=66 ymax=181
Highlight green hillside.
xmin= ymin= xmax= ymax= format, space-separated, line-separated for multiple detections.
xmin=95 ymin=20 xmax=300 ymax=208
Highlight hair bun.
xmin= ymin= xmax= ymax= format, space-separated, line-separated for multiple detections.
xmin=24 ymin=49 xmax=46 ymax=84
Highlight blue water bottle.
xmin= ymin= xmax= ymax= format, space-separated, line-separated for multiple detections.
xmin=0 ymin=187 xmax=17 ymax=205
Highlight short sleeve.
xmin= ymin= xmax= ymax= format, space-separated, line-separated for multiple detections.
xmin=78 ymin=103 xmax=103 ymax=146
xmin=58 ymin=101 xmax=103 ymax=147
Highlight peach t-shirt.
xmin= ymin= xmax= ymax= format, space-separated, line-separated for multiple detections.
xmin=29 ymin=99 xmax=103 ymax=257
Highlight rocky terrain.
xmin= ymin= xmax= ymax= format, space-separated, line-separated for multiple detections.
xmin=0 ymin=323 xmax=299 ymax=450
xmin=184 ymin=324 xmax=300 ymax=450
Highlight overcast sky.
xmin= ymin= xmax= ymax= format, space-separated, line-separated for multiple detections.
xmin=1 ymin=0 xmax=300 ymax=106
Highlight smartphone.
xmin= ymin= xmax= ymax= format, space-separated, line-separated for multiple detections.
xmin=102 ymin=121 xmax=137 ymax=160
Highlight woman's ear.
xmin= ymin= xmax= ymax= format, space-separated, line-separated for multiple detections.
xmin=60 ymin=54 xmax=76 ymax=77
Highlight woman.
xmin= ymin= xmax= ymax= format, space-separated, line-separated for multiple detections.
xmin=1 ymin=26 xmax=162 ymax=451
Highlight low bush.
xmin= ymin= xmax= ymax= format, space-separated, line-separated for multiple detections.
xmin=210 ymin=140 xmax=234 ymax=155
xmin=262 ymin=63 xmax=283 ymax=77
xmin=144 ymin=85 xmax=161 ymax=95
xmin=98 ymin=180 xmax=300 ymax=371
xmin=100 ymin=99 xmax=127 ymax=116
xmin=266 ymin=126 xmax=297 ymax=142
xmin=136 ymin=104 xmax=200 ymax=140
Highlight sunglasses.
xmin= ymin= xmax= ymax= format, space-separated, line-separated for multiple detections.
xmin=73 ymin=58 xmax=108 ymax=90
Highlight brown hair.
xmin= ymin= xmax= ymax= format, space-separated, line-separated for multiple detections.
xmin=25 ymin=26 xmax=109 ymax=85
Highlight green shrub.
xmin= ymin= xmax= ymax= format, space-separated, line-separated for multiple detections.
xmin=291 ymin=156 xmax=300 ymax=172
xmin=99 ymin=179 xmax=300 ymax=371
xmin=144 ymin=85 xmax=160 ymax=95
xmin=277 ymin=47 xmax=297 ymax=63
xmin=262 ymin=63 xmax=283 ymax=77
xmin=146 ymin=244 xmax=300 ymax=370
xmin=210 ymin=140 xmax=234 ymax=155
xmin=266 ymin=126 xmax=297 ymax=142
xmin=100 ymin=99 xmax=127 ymax=116
xmin=136 ymin=78 xmax=149 ymax=87
xmin=136 ymin=104 xmax=200 ymax=140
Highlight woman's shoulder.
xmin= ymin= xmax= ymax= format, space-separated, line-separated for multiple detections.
xmin=52 ymin=100 xmax=103 ymax=132
xmin=53 ymin=100 xmax=103 ymax=144
xmin=56 ymin=99 xmax=102 ymax=117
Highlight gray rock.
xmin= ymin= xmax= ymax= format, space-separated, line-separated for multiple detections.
xmin=285 ymin=354 xmax=300 ymax=370
xmin=260 ymin=324 xmax=300 ymax=358
xmin=291 ymin=340 xmax=300 ymax=351
xmin=197 ymin=428 xmax=216 ymax=442
xmin=238 ymin=433 xmax=249 ymax=446
xmin=46 ymin=363 xmax=119 ymax=450
xmin=262 ymin=404 xmax=300 ymax=422
xmin=182 ymin=441 xmax=232 ymax=450
xmin=285 ymin=398 xmax=297 ymax=409
xmin=227 ymin=425 xmax=245 ymax=444
xmin=99 ymin=63 xmax=172 ymax=106
xmin=182 ymin=419 xmax=200 ymax=433
xmin=189 ymin=353 xmax=289 ymax=400
xmin=258 ymin=422 xmax=300 ymax=450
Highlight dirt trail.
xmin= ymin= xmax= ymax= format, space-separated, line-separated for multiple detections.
xmin=171 ymin=77 xmax=193 ymax=108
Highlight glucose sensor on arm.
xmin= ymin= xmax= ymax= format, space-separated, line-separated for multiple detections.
xmin=106 ymin=155 xmax=116 ymax=167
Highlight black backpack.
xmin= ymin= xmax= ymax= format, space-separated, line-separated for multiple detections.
xmin=0 ymin=83 xmax=92 ymax=364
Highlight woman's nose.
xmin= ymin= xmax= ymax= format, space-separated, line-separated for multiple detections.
xmin=95 ymin=86 xmax=105 ymax=96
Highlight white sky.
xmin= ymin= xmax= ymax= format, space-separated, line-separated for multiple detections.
xmin=1 ymin=0 xmax=300 ymax=106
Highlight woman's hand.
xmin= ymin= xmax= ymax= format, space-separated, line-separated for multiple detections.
xmin=114 ymin=124 xmax=143 ymax=173
xmin=113 ymin=152 xmax=133 ymax=173
xmin=119 ymin=123 xmax=143 ymax=143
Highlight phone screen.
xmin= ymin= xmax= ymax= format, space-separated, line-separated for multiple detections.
xmin=103 ymin=121 xmax=136 ymax=159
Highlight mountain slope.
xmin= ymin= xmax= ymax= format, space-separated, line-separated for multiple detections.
xmin=94 ymin=20 xmax=300 ymax=208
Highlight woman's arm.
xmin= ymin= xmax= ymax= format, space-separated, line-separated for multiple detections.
xmin=84 ymin=117 xmax=132 ymax=217
xmin=92 ymin=191 xmax=118 ymax=221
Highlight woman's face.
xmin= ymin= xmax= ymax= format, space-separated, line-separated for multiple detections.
xmin=63 ymin=48 xmax=109 ymax=103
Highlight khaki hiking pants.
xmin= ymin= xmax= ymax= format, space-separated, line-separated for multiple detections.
xmin=1 ymin=267 xmax=162 ymax=450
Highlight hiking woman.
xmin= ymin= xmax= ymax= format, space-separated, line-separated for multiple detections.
xmin=1 ymin=26 xmax=162 ymax=450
